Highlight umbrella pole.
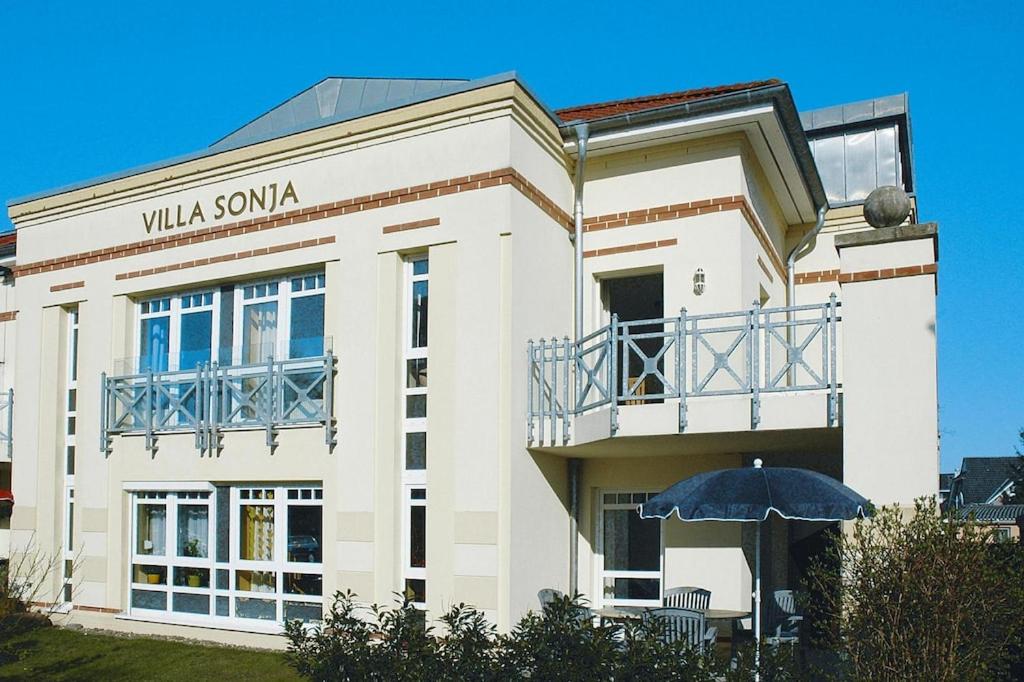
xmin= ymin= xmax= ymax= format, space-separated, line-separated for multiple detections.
xmin=754 ymin=519 xmax=761 ymax=681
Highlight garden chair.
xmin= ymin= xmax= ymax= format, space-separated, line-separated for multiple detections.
xmin=765 ymin=589 xmax=802 ymax=645
xmin=537 ymin=588 xmax=564 ymax=608
xmin=663 ymin=586 xmax=711 ymax=611
xmin=641 ymin=607 xmax=718 ymax=653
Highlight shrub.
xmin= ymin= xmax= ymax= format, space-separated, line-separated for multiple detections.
xmin=286 ymin=592 xmax=725 ymax=681
xmin=805 ymin=498 xmax=1024 ymax=681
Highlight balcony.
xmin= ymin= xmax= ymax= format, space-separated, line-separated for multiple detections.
xmin=101 ymin=353 xmax=336 ymax=454
xmin=527 ymin=297 xmax=841 ymax=447
xmin=0 ymin=388 xmax=11 ymax=459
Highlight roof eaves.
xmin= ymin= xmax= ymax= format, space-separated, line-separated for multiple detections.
xmin=557 ymin=82 xmax=827 ymax=212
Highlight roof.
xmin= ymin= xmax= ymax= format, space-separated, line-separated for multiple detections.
xmin=950 ymin=457 xmax=1022 ymax=505
xmin=939 ymin=472 xmax=954 ymax=491
xmin=10 ymin=74 xmax=825 ymax=215
xmin=957 ymin=503 xmax=1024 ymax=524
xmin=800 ymin=93 xmax=908 ymax=134
xmin=555 ymin=79 xmax=782 ymax=122
xmin=0 ymin=231 xmax=15 ymax=260
xmin=211 ymin=77 xmax=468 ymax=152
xmin=9 ymin=72 xmax=529 ymax=207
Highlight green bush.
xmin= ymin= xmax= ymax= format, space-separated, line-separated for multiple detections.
xmin=285 ymin=592 xmax=727 ymax=681
xmin=804 ymin=498 xmax=1024 ymax=681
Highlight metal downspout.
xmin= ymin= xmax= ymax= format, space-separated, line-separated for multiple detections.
xmin=569 ymin=123 xmax=589 ymax=597
xmin=785 ymin=204 xmax=828 ymax=383
xmin=573 ymin=123 xmax=589 ymax=342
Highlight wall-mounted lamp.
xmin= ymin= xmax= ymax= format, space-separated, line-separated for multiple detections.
xmin=693 ymin=268 xmax=706 ymax=296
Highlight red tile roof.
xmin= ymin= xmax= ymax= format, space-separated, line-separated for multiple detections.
xmin=0 ymin=232 xmax=16 ymax=248
xmin=555 ymin=79 xmax=782 ymax=122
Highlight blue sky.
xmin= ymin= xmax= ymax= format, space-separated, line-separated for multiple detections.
xmin=0 ymin=1 xmax=1020 ymax=471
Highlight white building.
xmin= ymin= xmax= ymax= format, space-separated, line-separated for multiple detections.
xmin=3 ymin=74 xmax=938 ymax=645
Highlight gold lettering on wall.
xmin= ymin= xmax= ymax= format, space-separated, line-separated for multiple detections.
xmin=142 ymin=181 xmax=299 ymax=234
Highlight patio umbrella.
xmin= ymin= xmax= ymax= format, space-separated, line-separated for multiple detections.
xmin=638 ymin=458 xmax=870 ymax=675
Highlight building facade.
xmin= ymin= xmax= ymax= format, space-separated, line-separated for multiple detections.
xmin=4 ymin=74 xmax=939 ymax=645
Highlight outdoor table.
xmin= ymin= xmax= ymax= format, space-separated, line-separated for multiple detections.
xmin=594 ymin=606 xmax=643 ymax=624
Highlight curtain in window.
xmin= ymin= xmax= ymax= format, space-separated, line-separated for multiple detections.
xmin=241 ymin=504 xmax=274 ymax=561
xmin=242 ymin=302 xmax=278 ymax=364
xmin=140 ymin=317 xmax=170 ymax=373
xmin=176 ymin=505 xmax=209 ymax=557
xmin=137 ymin=504 xmax=166 ymax=555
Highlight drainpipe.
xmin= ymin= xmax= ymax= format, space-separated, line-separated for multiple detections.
xmin=572 ymin=123 xmax=589 ymax=342
xmin=568 ymin=123 xmax=589 ymax=597
xmin=786 ymin=204 xmax=828 ymax=309
xmin=785 ymin=203 xmax=827 ymax=384
xmin=568 ymin=458 xmax=581 ymax=595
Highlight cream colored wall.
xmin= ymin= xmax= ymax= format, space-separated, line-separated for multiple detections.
xmin=840 ymin=239 xmax=938 ymax=505
xmin=584 ymin=139 xmax=743 ymax=219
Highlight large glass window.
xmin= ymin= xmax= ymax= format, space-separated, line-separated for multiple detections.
xmin=61 ymin=308 xmax=79 ymax=604
xmin=137 ymin=293 xmax=215 ymax=373
xmin=135 ymin=272 xmax=326 ymax=374
xmin=129 ymin=485 xmax=323 ymax=629
xmin=599 ymin=491 xmax=662 ymax=607
xmin=402 ymin=257 xmax=428 ymax=605
xmin=234 ymin=272 xmax=326 ymax=365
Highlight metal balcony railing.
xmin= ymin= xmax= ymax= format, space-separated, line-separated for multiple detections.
xmin=101 ymin=353 xmax=336 ymax=454
xmin=0 ymin=388 xmax=12 ymax=458
xmin=527 ymin=296 xmax=841 ymax=445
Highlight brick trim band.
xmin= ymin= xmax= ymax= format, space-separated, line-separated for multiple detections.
xmin=50 ymin=280 xmax=85 ymax=292
xmin=583 ymin=238 xmax=677 ymax=258
xmin=382 ymin=217 xmax=440 ymax=234
xmin=15 ymin=168 xmax=571 ymax=279
xmin=795 ymin=263 xmax=937 ymax=285
xmin=115 ymin=236 xmax=336 ymax=281
xmin=0 ymin=311 xmax=17 ymax=322
xmin=583 ymin=195 xmax=785 ymax=279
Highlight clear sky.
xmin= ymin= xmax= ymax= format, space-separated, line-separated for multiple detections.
xmin=0 ymin=1 xmax=1020 ymax=471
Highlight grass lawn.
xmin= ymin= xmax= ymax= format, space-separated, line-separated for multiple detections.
xmin=0 ymin=627 xmax=301 ymax=681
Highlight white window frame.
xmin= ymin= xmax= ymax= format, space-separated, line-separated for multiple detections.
xmin=595 ymin=489 xmax=664 ymax=608
xmin=127 ymin=484 xmax=324 ymax=632
xmin=136 ymin=289 xmax=220 ymax=372
xmin=401 ymin=256 xmax=428 ymax=486
xmin=232 ymin=272 xmax=326 ymax=366
xmin=400 ymin=256 xmax=428 ymax=606
xmin=61 ymin=307 xmax=79 ymax=605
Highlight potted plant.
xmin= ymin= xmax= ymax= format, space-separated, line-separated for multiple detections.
xmin=182 ymin=538 xmax=204 ymax=588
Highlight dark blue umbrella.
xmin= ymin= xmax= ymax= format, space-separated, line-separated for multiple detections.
xmin=639 ymin=459 xmax=870 ymax=675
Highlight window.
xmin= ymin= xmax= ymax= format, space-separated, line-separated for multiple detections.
xmin=402 ymin=256 xmax=428 ymax=605
xmin=138 ymin=292 xmax=218 ymax=373
xmin=61 ymin=308 xmax=79 ymax=604
xmin=129 ymin=485 xmax=323 ymax=629
xmin=598 ymin=491 xmax=662 ymax=607
xmin=134 ymin=272 xmax=326 ymax=373
xmin=235 ymin=272 xmax=325 ymax=365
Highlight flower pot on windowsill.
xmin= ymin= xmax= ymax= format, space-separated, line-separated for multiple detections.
xmin=187 ymin=575 xmax=201 ymax=588
xmin=146 ymin=573 xmax=160 ymax=585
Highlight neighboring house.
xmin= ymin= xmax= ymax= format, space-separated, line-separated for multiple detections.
xmin=956 ymin=503 xmax=1024 ymax=542
xmin=4 ymin=74 xmax=939 ymax=645
xmin=948 ymin=457 xmax=1024 ymax=540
